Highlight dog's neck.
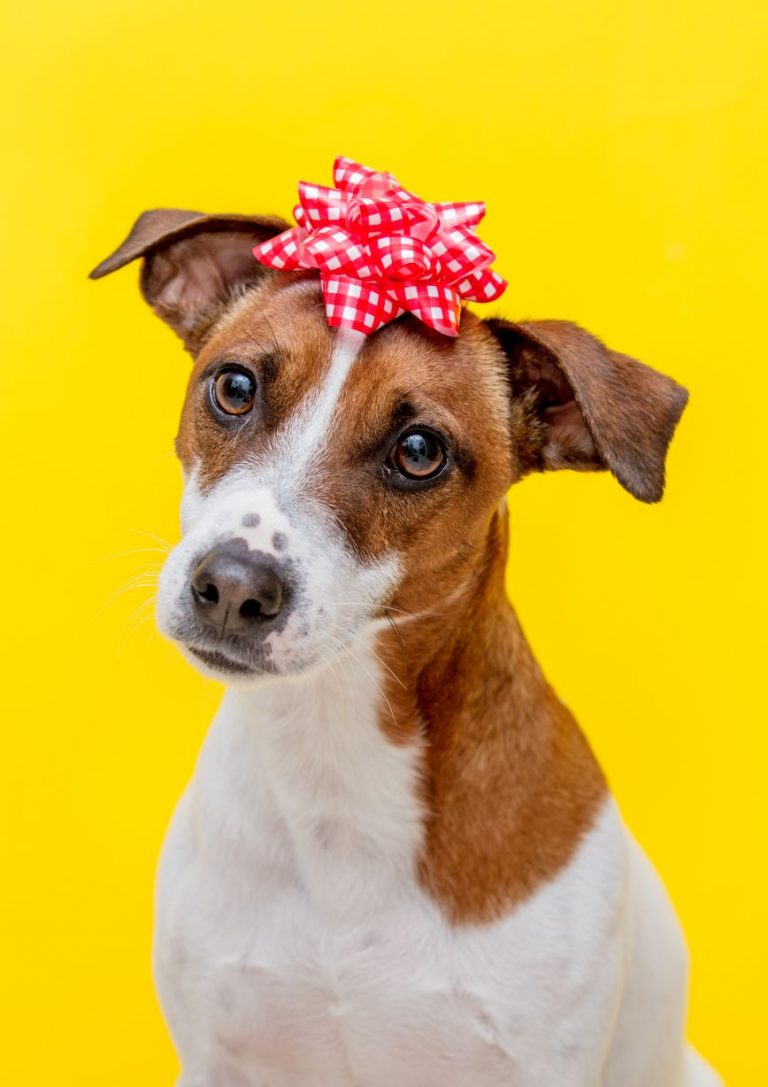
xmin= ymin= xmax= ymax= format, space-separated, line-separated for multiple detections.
xmin=223 ymin=505 xmax=607 ymax=924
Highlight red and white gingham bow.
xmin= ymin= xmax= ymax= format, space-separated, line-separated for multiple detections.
xmin=252 ymin=156 xmax=507 ymax=337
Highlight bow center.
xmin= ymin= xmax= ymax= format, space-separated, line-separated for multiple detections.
xmin=371 ymin=235 xmax=438 ymax=281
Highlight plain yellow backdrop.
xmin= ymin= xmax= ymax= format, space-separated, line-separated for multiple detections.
xmin=2 ymin=1 xmax=766 ymax=1082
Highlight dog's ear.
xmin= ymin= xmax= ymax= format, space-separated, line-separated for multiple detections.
xmin=486 ymin=318 xmax=688 ymax=503
xmin=89 ymin=209 xmax=290 ymax=351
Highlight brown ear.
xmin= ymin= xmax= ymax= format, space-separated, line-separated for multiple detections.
xmin=487 ymin=318 xmax=688 ymax=503
xmin=89 ymin=209 xmax=289 ymax=351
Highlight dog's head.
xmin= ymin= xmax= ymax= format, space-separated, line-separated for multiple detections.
xmin=91 ymin=210 xmax=687 ymax=682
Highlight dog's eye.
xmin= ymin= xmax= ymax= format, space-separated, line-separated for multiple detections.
xmin=389 ymin=430 xmax=447 ymax=480
xmin=212 ymin=369 xmax=256 ymax=415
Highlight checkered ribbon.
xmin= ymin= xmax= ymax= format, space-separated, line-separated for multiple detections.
xmin=252 ymin=156 xmax=507 ymax=337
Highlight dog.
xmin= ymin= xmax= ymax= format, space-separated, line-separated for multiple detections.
xmin=91 ymin=207 xmax=722 ymax=1086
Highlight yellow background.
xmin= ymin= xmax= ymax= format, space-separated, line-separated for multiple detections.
xmin=2 ymin=1 xmax=766 ymax=1082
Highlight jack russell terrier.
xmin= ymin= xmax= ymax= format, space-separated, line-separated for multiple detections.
xmin=91 ymin=164 xmax=721 ymax=1086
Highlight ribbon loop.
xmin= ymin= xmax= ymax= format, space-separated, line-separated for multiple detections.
xmin=297 ymin=182 xmax=350 ymax=228
xmin=303 ymin=226 xmax=375 ymax=278
xmin=347 ymin=193 xmax=409 ymax=238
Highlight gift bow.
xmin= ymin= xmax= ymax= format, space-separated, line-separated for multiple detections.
xmin=252 ymin=156 xmax=507 ymax=337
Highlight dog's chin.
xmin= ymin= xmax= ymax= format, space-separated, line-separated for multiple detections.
xmin=176 ymin=639 xmax=335 ymax=685
xmin=177 ymin=642 xmax=277 ymax=684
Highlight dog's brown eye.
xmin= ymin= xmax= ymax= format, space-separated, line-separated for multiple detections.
xmin=213 ymin=370 xmax=256 ymax=415
xmin=390 ymin=431 xmax=446 ymax=480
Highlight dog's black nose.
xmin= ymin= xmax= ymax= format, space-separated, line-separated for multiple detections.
xmin=191 ymin=541 xmax=285 ymax=635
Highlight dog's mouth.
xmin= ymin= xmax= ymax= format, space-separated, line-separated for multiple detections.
xmin=167 ymin=612 xmax=281 ymax=678
xmin=187 ymin=645 xmax=262 ymax=676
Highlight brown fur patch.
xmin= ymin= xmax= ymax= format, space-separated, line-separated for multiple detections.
xmin=374 ymin=509 xmax=607 ymax=925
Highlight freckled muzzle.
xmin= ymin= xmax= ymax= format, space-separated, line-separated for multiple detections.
xmin=156 ymin=473 xmax=401 ymax=681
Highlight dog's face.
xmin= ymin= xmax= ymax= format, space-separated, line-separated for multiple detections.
xmin=158 ymin=277 xmax=518 ymax=681
xmin=92 ymin=210 xmax=688 ymax=682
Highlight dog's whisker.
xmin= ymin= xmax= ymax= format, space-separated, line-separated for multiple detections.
xmin=121 ymin=595 xmax=158 ymax=641
xmin=456 ymin=549 xmax=480 ymax=577
xmin=342 ymin=646 xmax=399 ymax=733
xmin=262 ymin=315 xmax=283 ymax=362
xmin=331 ymin=601 xmax=427 ymax=620
xmin=384 ymin=612 xmax=408 ymax=672
xmin=108 ymin=569 xmax=162 ymax=589
xmin=107 ymin=561 xmax=165 ymax=578
xmin=322 ymin=635 xmax=358 ymax=707
xmin=99 ymin=573 xmax=162 ymax=615
xmin=124 ymin=527 xmax=175 ymax=552
xmin=102 ymin=585 xmax=161 ymax=613
xmin=95 ymin=547 xmax=172 ymax=561
xmin=309 ymin=633 xmax=356 ymax=703
xmin=321 ymin=626 xmax=399 ymax=731
xmin=328 ymin=621 xmax=407 ymax=691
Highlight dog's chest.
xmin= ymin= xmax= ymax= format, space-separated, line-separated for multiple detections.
xmin=155 ymin=662 xmax=625 ymax=1087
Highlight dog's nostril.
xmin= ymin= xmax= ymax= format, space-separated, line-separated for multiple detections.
xmin=239 ymin=598 xmax=263 ymax=621
xmin=195 ymin=582 xmax=219 ymax=605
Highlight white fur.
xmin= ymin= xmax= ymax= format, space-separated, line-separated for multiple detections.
xmin=278 ymin=326 xmax=366 ymax=485
xmin=154 ymin=638 xmax=719 ymax=1086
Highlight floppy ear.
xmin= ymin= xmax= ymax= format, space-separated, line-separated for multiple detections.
xmin=89 ymin=209 xmax=290 ymax=351
xmin=486 ymin=318 xmax=688 ymax=503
